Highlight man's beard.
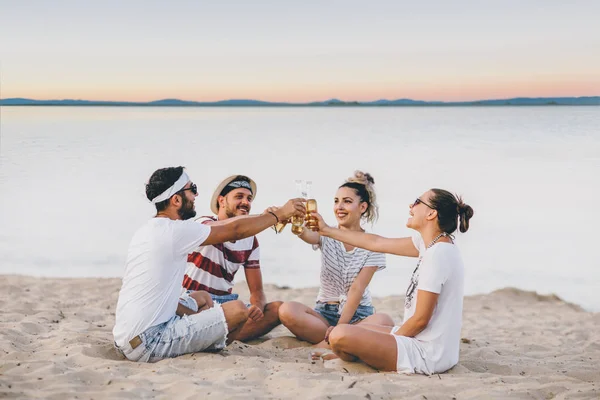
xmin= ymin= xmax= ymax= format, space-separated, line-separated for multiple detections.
xmin=224 ymin=201 xmax=250 ymax=219
xmin=178 ymin=195 xmax=196 ymax=220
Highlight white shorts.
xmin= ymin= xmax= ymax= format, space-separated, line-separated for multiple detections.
xmin=390 ymin=326 xmax=433 ymax=375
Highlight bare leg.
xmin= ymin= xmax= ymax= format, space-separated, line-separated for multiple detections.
xmin=328 ymin=324 xmax=398 ymax=371
xmin=353 ymin=323 xmax=396 ymax=334
xmin=312 ymin=313 xmax=394 ymax=359
xmin=220 ymin=300 xmax=250 ymax=345
xmin=279 ymin=301 xmax=330 ymax=344
xmin=356 ymin=312 xmax=395 ymax=327
xmin=229 ymin=301 xmax=283 ymax=342
xmin=313 ymin=340 xmax=331 ymax=349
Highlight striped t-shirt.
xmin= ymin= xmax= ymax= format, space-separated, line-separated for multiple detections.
xmin=315 ymin=235 xmax=386 ymax=307
xmin=182 ymin=217 xmax=260 ymax=295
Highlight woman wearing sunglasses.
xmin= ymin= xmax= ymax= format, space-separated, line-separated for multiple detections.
xmin=277 ymin=171 xmax=392 ymax=348
xmin=309 ymin=189 xmax=474 ymax=374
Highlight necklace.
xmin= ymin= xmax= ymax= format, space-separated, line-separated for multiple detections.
xmin=427 ymin=231 xmax=453 ymax=248
xmin=405 ymin=231 xmax=453 ymax=309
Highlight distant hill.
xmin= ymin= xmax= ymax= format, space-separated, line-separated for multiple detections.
xmin=1 ymin=96 xmax=598 ymax=107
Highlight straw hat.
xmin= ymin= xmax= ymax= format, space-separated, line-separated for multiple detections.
xmin=210 ymin=175 xmax=257 ymax=215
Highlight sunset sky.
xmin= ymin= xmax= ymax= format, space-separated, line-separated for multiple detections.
xmin=1 ymin=0 xmax=599 ymax=102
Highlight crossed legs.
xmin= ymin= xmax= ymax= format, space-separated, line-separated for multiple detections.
xmin=228 ymin=301 xmax=284 ymax=342
xmin=279 ymin=301 xmax=395 ymax=348
xmin=328 ymin=324 xmax=398 ymax=371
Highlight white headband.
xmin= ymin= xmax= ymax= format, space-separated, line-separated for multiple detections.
xmin=150 ymin=171 xmax=190 ymax=204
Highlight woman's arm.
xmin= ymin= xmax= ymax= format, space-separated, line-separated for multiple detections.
xmin=312 ymin=212 xmax=419 ymax=257
xmin=395 ymin=290 xmax=438 ymax=337
xmin=298 ymin=228 xmax=320 ymax=245
xmin=337 ymin=266 xmax=378 ymax=325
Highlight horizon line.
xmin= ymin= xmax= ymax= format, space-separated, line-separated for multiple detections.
xmin=2 ymin=95 xmax=599 ymax=105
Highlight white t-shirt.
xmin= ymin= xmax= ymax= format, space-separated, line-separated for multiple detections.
xmin=403 ymin=232 xmax=464 ymax=373
xmin=113 ymin=218 xmax=211 ymax=347
xmin=315 ymin=236 xmax=386 ymax=308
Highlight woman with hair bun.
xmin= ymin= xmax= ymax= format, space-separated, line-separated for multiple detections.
xmin=309 ymin=188 xmax=474 ymax=374
xmin=277 ymin=171 xmax=393 ymax=347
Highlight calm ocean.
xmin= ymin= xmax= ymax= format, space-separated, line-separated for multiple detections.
xmin=1 ymin=106 xmax=598 ymax=310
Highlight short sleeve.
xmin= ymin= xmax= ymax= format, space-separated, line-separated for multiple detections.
xmin=244 ymin=237 xmax=261 ymax=269
xmin=364 ymin=250 xmax=386 ymax=271
xmin=172 ymin=220 xmax=212 ymax=255
xmin=417 ymin=246 xmax=448 ymax=294
xmin=197 ymin=216 xmax=216 ymax=225
xmin=411 ymin=231 xmax=425 ymax=255
xmin=312 ymin=235 xmax=326 ymax=251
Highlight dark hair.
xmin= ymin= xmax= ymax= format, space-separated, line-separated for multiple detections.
xmin=146 ymin=166 xmax=185 ymax=212
xmin=429 ymin=188 xmax=474 ymax=234
xmin=339 ymin=170 xmax=378 ymax=223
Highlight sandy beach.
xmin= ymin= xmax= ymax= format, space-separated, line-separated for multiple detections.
xmin=0 ymin=275 xmax=598 ymax=399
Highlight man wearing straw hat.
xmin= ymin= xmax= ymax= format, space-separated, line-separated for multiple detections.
xmin=182 ymin=174 xmax=282 ymax=342
xmin=113 ymin=167 xmax=304 ymax=362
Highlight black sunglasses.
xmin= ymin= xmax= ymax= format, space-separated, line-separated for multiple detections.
xmin=412 ymin=198 xmax=435 ymax=209
xmin=180 ymin=183 xmax=198 ymax=195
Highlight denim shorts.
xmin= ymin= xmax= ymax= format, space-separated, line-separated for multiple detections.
xmin=314 ymin=303 xmax=374 ymax=326
xmin=210 ymin=293 xmax=240 ymax=304
xmin=115 ymin=292 xmax=228 ymax=363
xmin=208 ymin=292 xmax=252 ymax=307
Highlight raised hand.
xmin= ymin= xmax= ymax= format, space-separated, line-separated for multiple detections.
xmin=308 ymin=211 xmax=330 ymax=233
xmin=275 ymin=198 xmax=306 ymax=221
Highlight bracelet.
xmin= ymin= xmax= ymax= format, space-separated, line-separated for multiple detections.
xmin=267 ymin=211 xmax=279 ymax=224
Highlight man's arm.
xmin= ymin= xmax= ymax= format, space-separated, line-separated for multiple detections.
xmin=202 ymin=198 xmax=305 ymax=246
xmin=244 ymin=268 xmax=267 ymax=321
xmin=265 ymin=206 xmax=320 ymax=245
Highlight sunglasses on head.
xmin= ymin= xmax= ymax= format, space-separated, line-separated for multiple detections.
xmin=412 ymin=198 xmax=435 ymax=209
xmin=180 ymin=183 xmax=198 ymax=195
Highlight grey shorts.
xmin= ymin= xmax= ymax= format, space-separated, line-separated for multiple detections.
xmin=115 ymin=292 xmax=229 ymax=363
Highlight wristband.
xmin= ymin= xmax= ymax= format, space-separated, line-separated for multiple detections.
xmin=267 ymin=211 xmax=279 ymax=223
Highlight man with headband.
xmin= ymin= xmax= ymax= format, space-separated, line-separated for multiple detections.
xmin=182 ymin=175 xmax=281 ymax=342
xmin=113 ymin=167 xmax=305 ymax=362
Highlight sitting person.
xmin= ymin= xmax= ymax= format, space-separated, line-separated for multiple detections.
xmin=277 ymin=171 xmax=393 ymax=348
xmin=182 ymin=175 xmax=282 ymax=342
xmin=310 ymin=189 xmax=474 ymax=374
xmin=112 ymin=166 xmax=305 ymax=362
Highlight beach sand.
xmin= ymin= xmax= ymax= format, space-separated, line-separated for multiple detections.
xmin=0 ymin=275 xmax=598 ymax=399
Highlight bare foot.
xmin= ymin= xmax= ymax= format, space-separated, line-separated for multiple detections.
xmin=310 ymin=351 xmax=339 ymax=361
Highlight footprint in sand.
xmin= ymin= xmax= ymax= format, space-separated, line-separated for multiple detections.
xmin=81 ymin=343 xmax=125 ymax=361
xmin=19 ymin=322 xmax=48 ymax=335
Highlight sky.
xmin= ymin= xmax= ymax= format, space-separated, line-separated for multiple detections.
xmin=1 ymin=0 xmax=599 ymax=102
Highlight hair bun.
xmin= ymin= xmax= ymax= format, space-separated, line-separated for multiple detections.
xmin=349 ymin=170 xmax=375 ymax=186
xmin=457 ymin=202 xmax=474 ymax=218
xmin=456 ymin=198 xmax=474 ymax=233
